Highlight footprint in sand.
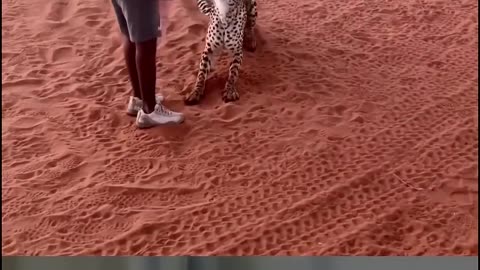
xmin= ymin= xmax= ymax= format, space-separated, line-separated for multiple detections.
xmin=50 ymin=47 xmax=75 ymax=63
xmin=44 ymin=0 xmax=75 ymax=22
xmin=85 ymin=15 xmax=101 ymax=28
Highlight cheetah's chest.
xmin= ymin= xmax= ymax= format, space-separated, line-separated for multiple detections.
xmin=210 ymin=5 xmax=247 ymax=48
xmin=212 ymin=0 xmax=229 ymax=23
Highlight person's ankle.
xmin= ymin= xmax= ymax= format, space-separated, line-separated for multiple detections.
xmin=142 ymin=103 xmax=156 ymax=114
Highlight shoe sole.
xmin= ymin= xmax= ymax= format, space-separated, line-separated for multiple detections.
xmin=136 ymin=116 xmax=185 ymax=129
xmin=126 ymin=110 xmax=138 ymax=117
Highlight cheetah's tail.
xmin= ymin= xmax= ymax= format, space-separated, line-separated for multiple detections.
xmin=197 ymin=0 xmax=212 ymax=16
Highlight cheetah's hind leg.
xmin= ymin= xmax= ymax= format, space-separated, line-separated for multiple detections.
xmin=184 ymin=25 xmax=223 ymax=105
xmin=243 ymin=0 xmax=257 ymax=52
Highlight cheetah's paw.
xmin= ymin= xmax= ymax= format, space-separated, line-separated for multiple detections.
xmin=222 ymin=88 xmax=240 ymax=102
xmin=184 ymin=89 xmax=204 ymax=105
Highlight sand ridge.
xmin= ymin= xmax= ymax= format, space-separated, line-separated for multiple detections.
xmin=2 ymin=0 xmax=478 ymax=255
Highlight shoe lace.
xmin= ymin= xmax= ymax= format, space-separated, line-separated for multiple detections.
xmin=155 ymin=104 xmax=173 ymax=115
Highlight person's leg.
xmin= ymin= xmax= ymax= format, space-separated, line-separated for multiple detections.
xmin=124 ymin=38 xmax=142 ymax=99
xmin=114 ymin=0 xmax=166 ymax=117
xmin=125 ymin=36 xmax=165 ymax=116
xmin=118 ymin=0 xmax=184 ymax=127
xmin=116 ymin=0 xmax=159 ymax=114
xmin=135 ymin=38 xmax=157 ymax=114
xmin=111 ymin=0 xmax=141 ymax=99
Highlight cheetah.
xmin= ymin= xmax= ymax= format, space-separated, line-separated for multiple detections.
xmin=184 ymin=0 xmax=258 ymax=105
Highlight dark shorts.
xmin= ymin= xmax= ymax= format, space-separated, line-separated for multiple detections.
xmin=111 ymin=0 xmax=160 ymax=43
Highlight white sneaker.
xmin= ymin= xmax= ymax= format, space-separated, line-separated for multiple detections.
xmin=136 ymin=104 xmax=185 ymax=128
xmin=126 ymin=95 xmax=164 ymax=116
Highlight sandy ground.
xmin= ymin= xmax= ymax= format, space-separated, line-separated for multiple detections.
xmin=2 ymin=0 xmax=478 ymax=256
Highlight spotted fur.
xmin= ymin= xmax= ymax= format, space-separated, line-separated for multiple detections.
xmin=185 ymin=0 xmax=258 ymax=105
xmin=197 ymin=0 xmax=212 ymax=15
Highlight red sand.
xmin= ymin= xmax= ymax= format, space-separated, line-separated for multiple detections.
xmin=2 ymin=0 xmax=478 ymax=256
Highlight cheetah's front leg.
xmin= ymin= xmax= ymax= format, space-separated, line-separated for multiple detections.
xmin=184 ymin=24 xmax=222 ymax=105
xmin=222 ymin=49 xmax=243 ymax=102
xmin=243 ymin=0 xmax=257 ymax=52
